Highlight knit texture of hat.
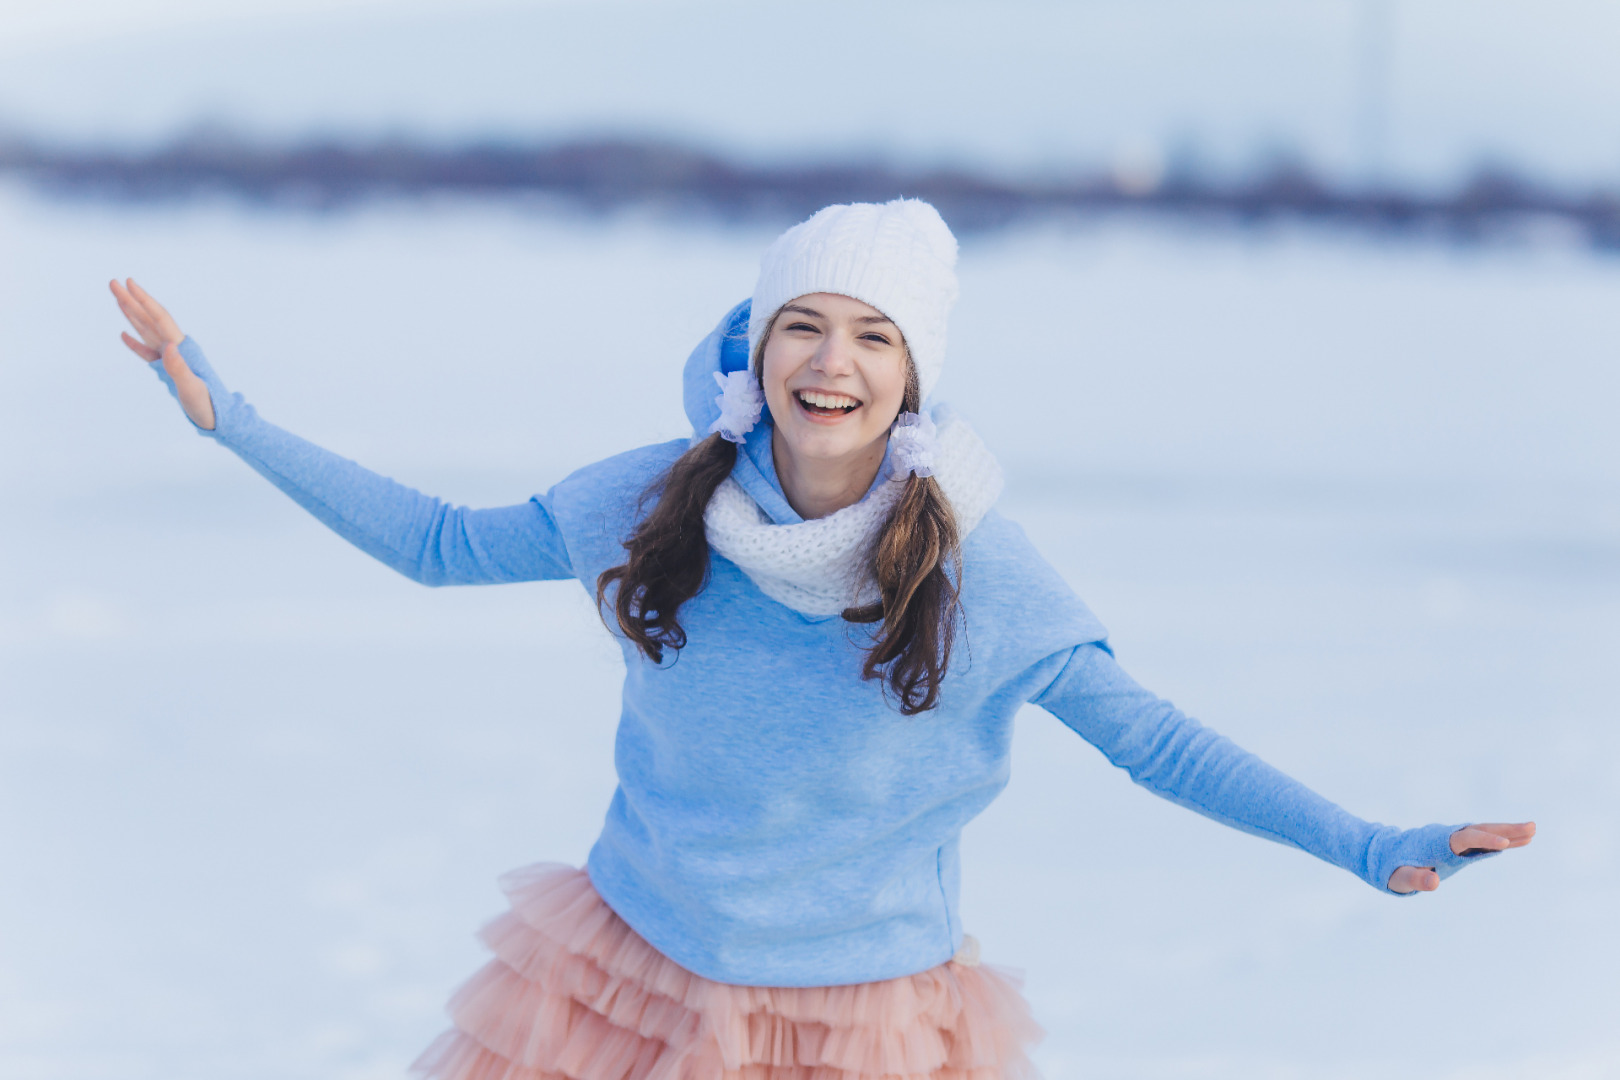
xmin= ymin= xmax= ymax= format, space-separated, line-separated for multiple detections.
xmin=748 ymin=199 xmax=959 ymax=403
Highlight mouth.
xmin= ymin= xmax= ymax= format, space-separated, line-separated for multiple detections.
xmin=794 ymin=388 xmax=862 ymax=420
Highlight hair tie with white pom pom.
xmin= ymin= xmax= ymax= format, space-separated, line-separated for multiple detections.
xmin=708 ymin=370 xmax=764 ymax=444
xmin=888 ymin=411 xmax=939 ymax=479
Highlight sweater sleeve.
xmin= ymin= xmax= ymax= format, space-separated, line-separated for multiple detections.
xmin=154 ymin=337 xmax=574 ymax=586
xmin=1031 ymin=642 xmax=1495 ymax=895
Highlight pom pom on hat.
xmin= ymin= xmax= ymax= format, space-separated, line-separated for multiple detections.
xmin=748 ymin=199 xmax=959 ymax=403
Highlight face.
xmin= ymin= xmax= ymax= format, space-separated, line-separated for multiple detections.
xmin=759 ymin=292 xmax=910 ymax=469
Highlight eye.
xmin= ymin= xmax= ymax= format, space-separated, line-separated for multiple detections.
xmin=784 ymin=321 xmax=819 ymax=333
xmin=860 ymin=332 xmax=893 ymax=345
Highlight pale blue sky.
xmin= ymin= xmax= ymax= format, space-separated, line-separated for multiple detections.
xmin=2 ymin=0 xmax=1619 ymax=188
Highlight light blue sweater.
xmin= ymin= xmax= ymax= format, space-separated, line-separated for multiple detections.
xmin=154 ymin=302 xmax=1491 ymax=988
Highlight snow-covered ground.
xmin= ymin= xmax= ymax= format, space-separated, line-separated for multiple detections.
xmin=1 ymin=189 xmax=1616 ymax=1079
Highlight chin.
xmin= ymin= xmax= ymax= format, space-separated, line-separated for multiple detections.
xmin=783 ymin=431 xmax=855 ymax=458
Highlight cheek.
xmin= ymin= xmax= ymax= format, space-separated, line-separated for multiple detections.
xmin=865 ymin=355 xmax=909 ymax=417
xmin=759 ymin=341 xmax=798 ymax=409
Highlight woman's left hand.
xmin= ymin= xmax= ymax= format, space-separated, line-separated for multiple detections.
xmin=110 ymin=277 xmax=216 ymax=431
xmin=1388 ymin=821 xmax=1536 ymax=893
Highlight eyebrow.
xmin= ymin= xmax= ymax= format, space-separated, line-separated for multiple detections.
xmin=780 ymin=304 xmax=896 ymax=328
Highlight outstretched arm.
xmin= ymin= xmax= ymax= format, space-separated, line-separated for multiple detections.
xmin=110 ymin=278 xmax=574 ymax=586
xmin=1032 ymin=642 xmax=1533 ymax=895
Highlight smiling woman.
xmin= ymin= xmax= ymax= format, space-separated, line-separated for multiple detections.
xmin=109 ymin=197 xmax=1533 ymax=1080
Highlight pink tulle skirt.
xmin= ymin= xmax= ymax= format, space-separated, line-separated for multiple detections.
xmin=410 ymin=864 xmax=1042 ymax=1080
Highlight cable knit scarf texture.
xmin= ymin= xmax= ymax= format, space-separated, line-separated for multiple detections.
xmin=703 ymin=409 xmax=1004 ymax=616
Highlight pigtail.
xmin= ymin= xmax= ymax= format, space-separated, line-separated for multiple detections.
xmin=596 ymin=433 xmax=737 ymax=662
xmin=843 ymin=473 xmax=961 ymax=715
xmin=841 ymin=357 xmax=962 ymax=715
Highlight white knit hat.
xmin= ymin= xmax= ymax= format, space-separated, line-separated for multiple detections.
xmin=748 ymin=198 xmax=959 ymax=403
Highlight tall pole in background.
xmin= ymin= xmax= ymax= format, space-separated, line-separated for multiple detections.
xmin=1357 ymin=0 xmax=1393 ymax=189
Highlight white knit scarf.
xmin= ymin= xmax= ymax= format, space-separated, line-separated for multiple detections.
xmin=703 ymin=412 xmax=1004 ymax=616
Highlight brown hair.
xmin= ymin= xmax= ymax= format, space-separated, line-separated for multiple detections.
xmin=596 ymin=324 xmax=962 ymax=715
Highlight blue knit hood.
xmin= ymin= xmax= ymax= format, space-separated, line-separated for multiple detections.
xmin=682 ymin=299 xmax=754 ymax=438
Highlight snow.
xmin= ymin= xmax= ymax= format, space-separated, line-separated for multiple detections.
xmin=0 ymin=189 xmax=1616 ymax=1078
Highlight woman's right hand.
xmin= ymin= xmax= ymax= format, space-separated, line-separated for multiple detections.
xmin=1387 ymin=821 xmax=1536 ymax=893
xmin=110 ymin=278 xmax=216 ymax=431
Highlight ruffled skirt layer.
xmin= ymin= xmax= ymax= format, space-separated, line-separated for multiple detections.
xmin=411 ymin=864 xmax=1042 ymax=1080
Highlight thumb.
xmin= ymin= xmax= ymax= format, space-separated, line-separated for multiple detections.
xmin=1388 ymin=865 xmax=1441 ymax=894
xmin=162 ymin=342 xmax=217 ymax=431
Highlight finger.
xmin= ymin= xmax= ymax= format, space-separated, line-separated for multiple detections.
xmin=121 ymin=330 xmax=161 ymax=362
xmin=110 ymin=277 xmax=152 ymax=321
xmin=118 ymin=303 xmax=160 ymax=347
xmin=111 ymin=286 xmax=161 ymax=345
xmin=121 ymin=278 xmax=166 ymax=336
xmin=1388 ymin=866 xmax=1440 ymax=893
xmin=1477 ymin=822 xmax=1537 ymax=845
xmin=1451 ymin=828 xmax=1511 ymax=855
xmin=113 ymin=278 xmax=169 ymax=347
xmin=1451 ymin=822 xmax=1537 ymax=856
xmin=126 ymin=277 xmax=164 ymax=310
xmin=127 ymin=278 xmax=181 ymax=340
xmin=109 ymin=278 xmax=147 ymax=325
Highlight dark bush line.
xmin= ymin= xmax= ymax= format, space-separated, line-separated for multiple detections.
xmin=3 ymin=134 xmax=1617 ymax=246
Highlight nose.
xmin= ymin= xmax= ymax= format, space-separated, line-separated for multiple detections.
xmin=809 ymin=330 xmax=857 ymax=378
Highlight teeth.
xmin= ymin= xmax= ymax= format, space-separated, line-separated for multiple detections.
xmin=798 ymin=390 xmax=859 ymax=409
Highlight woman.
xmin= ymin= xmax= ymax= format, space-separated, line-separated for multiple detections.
xmin=110 ymin=199 xmax=1533 ymax=1080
